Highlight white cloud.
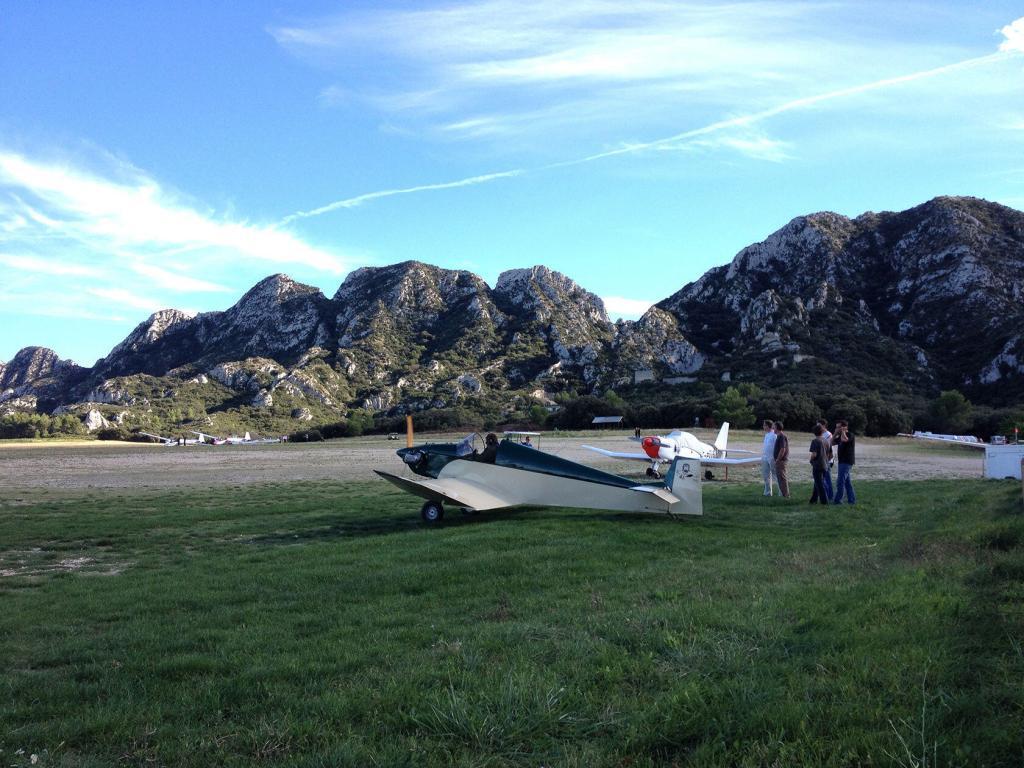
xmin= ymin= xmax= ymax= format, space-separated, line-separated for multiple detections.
xmin=128 ymin=262 xmax=231 ymax=293
xmin=661 ymin=130 xmax=793 ymax=163
xmin=603 ymin=295 xmax=654 ymax=319
xmin=0 ymin=150 xmax=348 ymax=274
xmin=999 ymin=17 xmax=1024 ymax=53
xmin=0 ymin=253 xmax=100 ymax=277
xmin=87 ymin=287 xmax=165 ymax=312
xmin=0 ymin=147 xmax=360 ymax=358
xmin=271 ymin=1 xmax=989 ymax=139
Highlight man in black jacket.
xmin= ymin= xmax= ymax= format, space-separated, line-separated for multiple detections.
xmin=478 ymin=432 xmax=499 ymax=464
xmin=808 ymin=424 xmax=829 ymax=504
xmin=831 ymin=419 xmax=856 ymax=504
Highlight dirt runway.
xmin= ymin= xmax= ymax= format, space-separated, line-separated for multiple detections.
xmin=0 ymin=430 xmax=984 ymax=493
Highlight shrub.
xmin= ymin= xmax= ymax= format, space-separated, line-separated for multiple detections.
xmin=96 ymin=427 xmax=128 ymax=441
xmin=289 ymin=429 xmax=323 ymax=442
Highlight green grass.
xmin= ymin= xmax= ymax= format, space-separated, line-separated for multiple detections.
xmin=2 ymin=480 xmax=1022 ymax=767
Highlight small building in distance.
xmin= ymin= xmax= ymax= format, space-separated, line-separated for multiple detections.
xmin=592 ymin=415 xmax=624 ymax=429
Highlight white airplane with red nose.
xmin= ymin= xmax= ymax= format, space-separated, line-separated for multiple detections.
xmin=582 ymin=422 xmax=760 ymax=478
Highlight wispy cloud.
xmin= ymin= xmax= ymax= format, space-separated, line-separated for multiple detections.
xmin=128 ymin=262 xmax=231 ymax=293
xmin=0 ymin=147 xmax=359 ymax=352
xmin=282 ymin=22 xmax=1021 ymax=218
xmin=272 ymin=6 xmax=1024 ymax=218
xmin=0 ymin=253 xmax=101 ymax=277
xmin=0 ymin=151 xmax=348 ymax=274
xmin=281 ymin=169 xmax=525 ymax=223
xmin=87 ymin=286 xmax=165 ymax=312
xmin=557 ymin=46 xmax=1019 ymax=167
xmin=273 ymin=2 xmax=1004 ymax=140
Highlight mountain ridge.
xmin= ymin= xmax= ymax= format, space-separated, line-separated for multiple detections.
xmin=3 ymin=195 xmax=1022 ymax=431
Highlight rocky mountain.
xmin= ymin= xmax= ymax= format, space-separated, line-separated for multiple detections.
xmin=3 ymin=195 xmax=1022 ymax=432
xmin=0 ymin=346 xmax=86 ymax=415
xmin=622 ymin=196 xmax=1023 ymax=403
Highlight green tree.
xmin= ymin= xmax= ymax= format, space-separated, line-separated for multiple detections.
xmin=603 ymin=390 xmax=626 ymax=410
xmin=756 ymin=392 xmax=821 ymax=432
xmin=345 ymin=409 xmax=375 ymax=437
xmin=527 ymin=405 xmax=549 ymax=427
xmin=928 ymin=390 xmax=973 ymax=433
xmin=713 ymin=386 xmax=755 ymax=429
xmin=826 ymin=400 xmax=867 ymax=435
xmin=854 ymin=392 xmax=910 ymax=436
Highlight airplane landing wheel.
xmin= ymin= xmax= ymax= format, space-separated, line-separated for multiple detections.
xmin=421 ymin=500 xmax=444 ymax=523
xmin=646 ymin=467 xmax=661 ymax=479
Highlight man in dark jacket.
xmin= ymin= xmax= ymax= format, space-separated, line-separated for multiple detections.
xmin=831 ymin=419 xmax=856 ymax=503
xmin=772 ymin=421 xmax=790 ymax=498
xmin=808 ymin=424 xmax=829 ymax=504
xmin=478 ymin=432 xmax=499 ymax=464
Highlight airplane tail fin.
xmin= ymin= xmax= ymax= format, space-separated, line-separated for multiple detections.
xmin=713 ymin=422 xmax=730 ymax=455
xmin=665 ymin=456 xmax=702 ymax=516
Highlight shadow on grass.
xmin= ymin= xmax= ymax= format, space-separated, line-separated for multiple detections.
xmin=250 ymin=500 xmax=700 ymax=546
xmin=250 ymin=506 xmax=532 ymax=545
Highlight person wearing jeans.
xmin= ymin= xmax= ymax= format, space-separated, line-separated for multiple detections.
xmin=760 ymin=419 xmax=777 ymax=496
xmin=817 ymin=419 xmax=834 ymax=500
xmin=808 ymin=424 xmax=830 ymax=505
xmin=772 ymin=421 xmax=790 ymax=498
xmin=831 ymin=419 xmax=856 ymax=504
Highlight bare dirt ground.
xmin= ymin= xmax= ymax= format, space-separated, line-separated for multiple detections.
xmin=0 ymin=430 xmax=984 ymax=492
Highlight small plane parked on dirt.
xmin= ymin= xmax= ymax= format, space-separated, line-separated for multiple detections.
xmin=582 ymin=422 xmax=760 ymax=477
xmin=375 ymin=422 xmax=701 ymax=522
xmin=190 ymin=430 xmax=281 ymax=445
xmin=139 ymin=431 xmax=210 ymax=446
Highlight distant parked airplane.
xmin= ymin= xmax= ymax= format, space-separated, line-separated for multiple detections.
xmin=583 ymin=422 xmax=760 ymax=477
xmin=190 ymin=430 xmax=280 ymax=445
xmin=139 ymin=431 xmax=208 ymax=446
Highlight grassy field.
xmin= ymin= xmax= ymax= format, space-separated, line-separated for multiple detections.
xmin=2 ymin=480 xmax=1022 ymax=767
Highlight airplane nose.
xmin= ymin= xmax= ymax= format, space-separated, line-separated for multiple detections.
xmin=641 ymin=436 xmax=662 ymax=459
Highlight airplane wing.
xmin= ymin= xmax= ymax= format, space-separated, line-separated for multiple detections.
xmin=581 ymin=445 xmax=650 ymax=461
xmin=702 ymin=456 xmax=762 ymax=466
xmin=724 ymin=449 xmax=759 ymax=456
xmin=897 ymin=432 xmax=986 ymax=449
xmin=583 ymin=445 xmax=760 ymax=466
xmin=375 ymin=470 xmax=514 ymax=511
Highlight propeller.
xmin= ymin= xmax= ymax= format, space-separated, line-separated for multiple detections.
xmin=406 ymin=414 xmax=414 ymax=448
xmin=641 ymin=436 xmax=667 ymax=459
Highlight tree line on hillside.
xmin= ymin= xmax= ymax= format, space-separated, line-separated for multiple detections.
xmin=287 ymin=385 xmax=1022 ymax=442
xmin=546 ymin=386 xmax=1022 ymax=439
xmin=4 ymin=384 xmax=1020 ymax=442
xmin=0 ymin=412 xmax=87 ymax=439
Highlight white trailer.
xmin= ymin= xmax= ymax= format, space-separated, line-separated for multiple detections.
xmin=984 ymin=444 xmax=1024 ymax=480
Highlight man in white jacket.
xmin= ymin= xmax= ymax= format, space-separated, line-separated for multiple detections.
xmin=761 ymin=419 xmax=777 ymax=496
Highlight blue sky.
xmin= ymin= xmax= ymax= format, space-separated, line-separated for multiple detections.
xmin=2 ymin=1 xmax=1023 ymax=366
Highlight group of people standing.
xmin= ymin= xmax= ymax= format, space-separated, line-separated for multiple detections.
xmin=760 ymin=419 xmax=856 ymax=504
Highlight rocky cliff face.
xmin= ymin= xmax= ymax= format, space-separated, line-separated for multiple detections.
xmin=0 ymin=347 xmax=86 ymax=407
xmin=6 ymin=195 xmax=1022 ymax=429
xmin=620 ymin=196 xmax=1024 ymax=400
